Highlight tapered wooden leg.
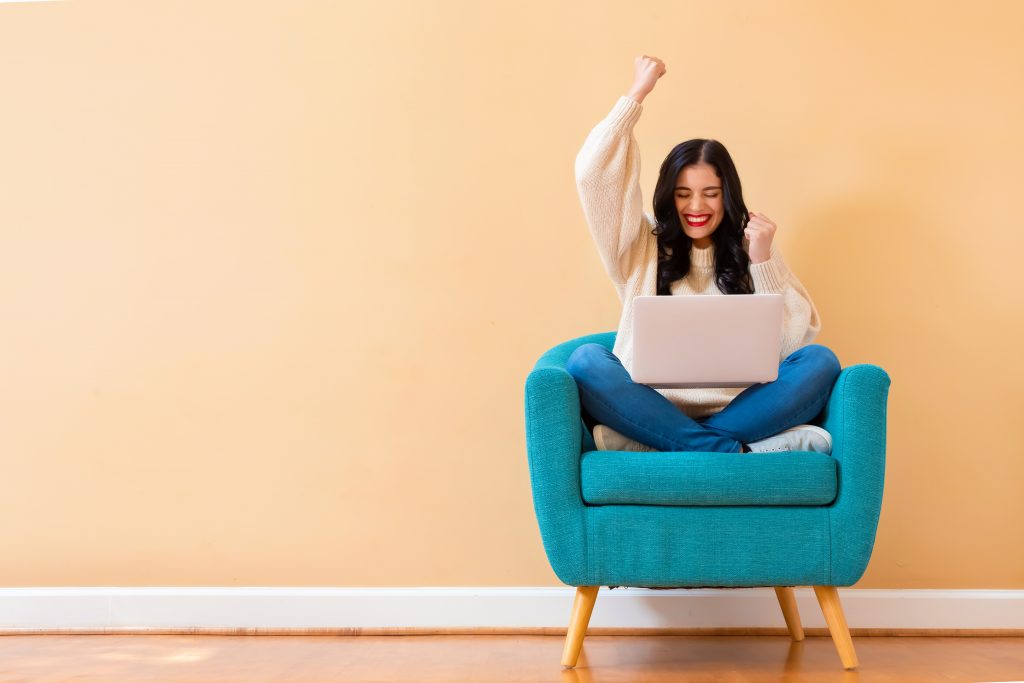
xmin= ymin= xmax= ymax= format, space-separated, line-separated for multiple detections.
xmin=561 ymin=586 xmax=599 ymax=668
xmin=774 ymin=586 xmax=804 ymax=641
xmin=813 ymin=585 xmax=858 ymax=670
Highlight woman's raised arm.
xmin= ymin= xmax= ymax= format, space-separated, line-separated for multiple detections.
xmin=573 ymin=56 xmax=666 ymax=285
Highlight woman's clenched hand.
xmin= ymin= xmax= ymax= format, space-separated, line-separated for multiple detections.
xmin=744 ymin=211 xmax=776 ymax=264
xmin=627 ymin=55 xmax=666 ymax=104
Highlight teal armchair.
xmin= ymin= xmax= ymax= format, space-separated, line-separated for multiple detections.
xmin=524 ymin=332 xmax=891 ymax=671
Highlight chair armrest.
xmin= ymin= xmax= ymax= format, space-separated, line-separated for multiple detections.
xmin=524 ymin=365 xmax=588 ymax=585
xmin=820 ymin=364 xmax=892 ymax=585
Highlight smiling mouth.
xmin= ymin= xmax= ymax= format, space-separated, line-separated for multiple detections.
xmin=684 ymin=214 xmax=711 ymax=227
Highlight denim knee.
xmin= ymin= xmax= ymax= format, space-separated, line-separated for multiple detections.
xmin=798 ymin=344 xmax=842 ymax=384
xmin=565 ymin=343 xmax=610 ymax=381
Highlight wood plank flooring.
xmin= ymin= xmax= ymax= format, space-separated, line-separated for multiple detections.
xmin=0 ymin=634 xmax=1022 ymax=682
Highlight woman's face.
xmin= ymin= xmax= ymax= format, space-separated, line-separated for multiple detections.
xmin=674 ymin=163 xmax=724 ymax=247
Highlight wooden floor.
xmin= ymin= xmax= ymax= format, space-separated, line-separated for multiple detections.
xmin=1 ymin=634 xmax=1022 ymax=682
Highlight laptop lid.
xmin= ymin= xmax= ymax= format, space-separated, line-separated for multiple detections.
xmin=631 ymin=294 xmax=784 ymax=389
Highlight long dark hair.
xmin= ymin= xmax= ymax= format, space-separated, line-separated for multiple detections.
xmin=651 ymin=139 xmax=754 ymax=295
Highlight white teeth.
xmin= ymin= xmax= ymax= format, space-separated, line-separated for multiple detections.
xmin=686 ymin=215 xmax=709 ymax=224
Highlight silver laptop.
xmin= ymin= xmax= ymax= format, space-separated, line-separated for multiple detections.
xmin=631 ymin=294 xmax=783 ymax=388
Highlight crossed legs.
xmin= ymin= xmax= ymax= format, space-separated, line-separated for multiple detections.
xmin=566 ymin=343 xmax=841 ymax=452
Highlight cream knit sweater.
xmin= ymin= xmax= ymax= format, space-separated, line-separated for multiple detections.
xmin=574 ymin=95 xmax=822 ymax=419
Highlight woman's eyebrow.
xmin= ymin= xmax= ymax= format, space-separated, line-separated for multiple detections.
xmin=675 ymin=185 xmax=722 ymax=191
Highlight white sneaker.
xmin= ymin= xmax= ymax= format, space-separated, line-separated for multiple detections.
xmin=593 ymin=424 xmax=657 ymax=452
xmin=745 ymin=424 xmax=833 ymax=454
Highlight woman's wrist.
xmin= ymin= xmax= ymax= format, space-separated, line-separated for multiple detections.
xmin=626 ymin=88 xmax=648 ymax=104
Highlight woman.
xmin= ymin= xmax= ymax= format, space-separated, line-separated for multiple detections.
xmin=566 ymin=55 xmax=840 ymax=454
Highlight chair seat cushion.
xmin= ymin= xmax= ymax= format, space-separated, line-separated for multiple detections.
xmin=580 ymin=450 xmax=837 ymax=506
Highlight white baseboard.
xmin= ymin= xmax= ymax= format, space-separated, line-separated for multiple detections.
xmin=1 ymin=587 xmax=1022 ymax=631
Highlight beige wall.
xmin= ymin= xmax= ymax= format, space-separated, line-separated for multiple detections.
xmin=1 ymin=0 xmax=1021 ymax=588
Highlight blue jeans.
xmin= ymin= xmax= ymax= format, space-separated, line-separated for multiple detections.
xmin=565 ymin=343 xmax=842 ymax=453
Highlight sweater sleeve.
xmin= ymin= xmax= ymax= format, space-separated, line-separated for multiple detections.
xmin=574 ymin=95 xmax=652 ymax=286
xmin=749 ymin=242 xmax=822 ymax=359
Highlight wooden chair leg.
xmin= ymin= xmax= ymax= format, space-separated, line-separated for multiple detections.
xmin=813 ymin=585 xmax=858 ymax=670
xmin=561 ymin=586 xmax=599 ymax=668
xmin=774 ymin=586 xmax=804 ymax=641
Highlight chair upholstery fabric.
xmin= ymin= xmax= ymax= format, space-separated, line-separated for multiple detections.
xmin=581 ymin=450 xmax=837 ymax=506
xmin=524 ymin=332 xmax=890 ymax=589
